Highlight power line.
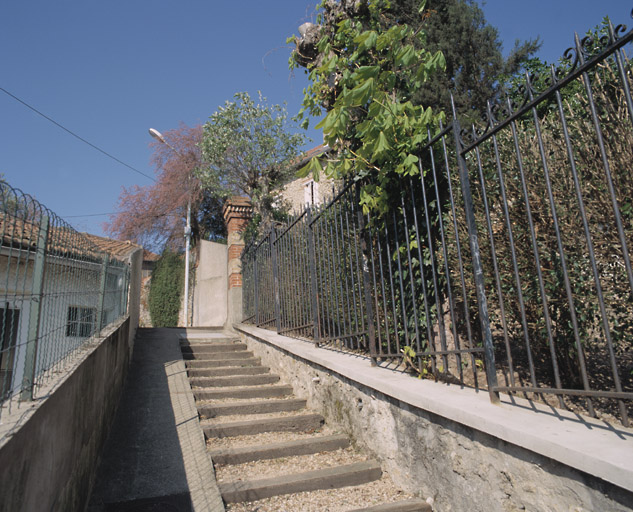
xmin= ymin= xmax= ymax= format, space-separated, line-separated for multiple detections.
xmin=0 ymin=86 xmax=156 ymax=182
xmin=63 ymin=212 xmax=119 ymax=218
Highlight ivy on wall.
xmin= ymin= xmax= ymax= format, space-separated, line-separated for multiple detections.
xmin=148 ymin=250 xmax=184 ymax=328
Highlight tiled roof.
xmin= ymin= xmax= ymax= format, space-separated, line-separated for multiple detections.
xmin=143 ymin=249 xmax=160 ymax=262
xmin=82 ymin=233 xmax=142 ymax=260
xmin=292 ymin=144 xmax=330 ymax=169
xmin=0 ymin=212 xmax=140 ymax=263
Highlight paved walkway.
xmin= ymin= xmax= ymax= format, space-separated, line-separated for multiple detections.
xmin=87 ymin=328 xmax=225 ymax=512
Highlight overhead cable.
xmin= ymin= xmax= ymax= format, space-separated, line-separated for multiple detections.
xmin=0 ymin=86 xmax=156 ymax=182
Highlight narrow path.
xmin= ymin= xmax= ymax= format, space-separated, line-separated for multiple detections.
xmin=87 ymin=328 xmax=224 ymax=512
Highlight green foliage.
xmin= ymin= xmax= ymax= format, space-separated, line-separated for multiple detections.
xmin=148 ymin=250 xmax=184 ymax=327
xmin=292 ymin=0 xmax=540 ymax=131
xmin=294 ymin=0 xmax=446 ymax=215
xmin=456 ymin=48 xmax=633 ymax=389
xmin=199 ymin=91 xmax=307 ymax=232
xmin=410 ymin=0 xmax=540 ymax=121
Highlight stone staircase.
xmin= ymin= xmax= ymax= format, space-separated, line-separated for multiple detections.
xmin=181 ymin=334 xmax=431 ymax=512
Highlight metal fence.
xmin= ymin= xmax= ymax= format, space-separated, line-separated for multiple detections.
xmin=0 ymin=181 xmax=130 ymax=412
xmin=242 ymin=17 xmax=633 ymax=426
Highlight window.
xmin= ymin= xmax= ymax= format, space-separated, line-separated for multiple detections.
xmin=304 ymin=179 xmax=320 ymax=207
xmin=0 ymin=306 xmax=20 ymax=400
xmin=66 ymin=306 xmax=96 ymax=337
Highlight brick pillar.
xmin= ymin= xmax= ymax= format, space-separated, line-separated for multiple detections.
xmin=223 ymin=196 xmax=252 ymax=329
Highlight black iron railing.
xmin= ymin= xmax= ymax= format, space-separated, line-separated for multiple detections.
xmin=242 ymin=15 xmax=633 ymax=426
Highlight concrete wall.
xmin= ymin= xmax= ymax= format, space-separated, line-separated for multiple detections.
xmin=0 ymin=246 xmax=142 ymax=512
xmin=192 ymin=240 xmax=227 ymax=328
xmin=236 ymin=324 xmax=633 ymax=512
xmin=0 ymin=317 xmax=133 ymax=512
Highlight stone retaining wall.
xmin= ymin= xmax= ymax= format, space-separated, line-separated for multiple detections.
xmin=236 ymin=324 xmax=633 ymax=512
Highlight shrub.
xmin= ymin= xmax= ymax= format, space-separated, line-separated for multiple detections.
xmin=148 ymin=250 xmax=184 ymax=327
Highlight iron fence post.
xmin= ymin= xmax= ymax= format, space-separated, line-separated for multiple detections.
xmin=306 ymin=207 xmax=321 ymax=346
xmin=355 ymin=183 xmax=377 ymax=365
xmin=120 ymin=266 xmax=128 ymax=318
xmin=124 ymin=266 xmax=130 ymax=315
xmin=21 ymin=215 xmax=49 ymax=401
xmin=450 ymin=104 xmax=499 ymax=403
xmin=270 ymin=227 xmax=282 ymax=334
xmin=97 ymin=255 xmax=109 ymax=334
xmin=252 ymin=248 xmax=259 ymax=326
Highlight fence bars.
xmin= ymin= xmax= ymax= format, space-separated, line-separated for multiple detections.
xmin=242 ymin=15 xmax=633 ymax=426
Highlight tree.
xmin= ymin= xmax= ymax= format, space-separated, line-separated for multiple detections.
xmin=291 ymin=0 xmax=446 ymax=213
xmin=198 ymin=91 xmax=307 ymax=231
xmin=403 ymin=0 xmax=540 ymax=121
xmin=105 ymin=123 xmax=227 ymax=251
xmin=293 ymin=0 xmax=540 ymax=124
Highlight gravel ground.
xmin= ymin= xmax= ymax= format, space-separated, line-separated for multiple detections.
xmin=224 ymin=474 xmax=416 ymax=512
xmin=207 ymin=424 xmax=340 ymax=450
xmin=202 ymin=409 xmax=307 ymax=424
xmin=197 ymin=394 xmax=299 ymax=404
xmin=215 ymin=446 xmax=366 ymax=482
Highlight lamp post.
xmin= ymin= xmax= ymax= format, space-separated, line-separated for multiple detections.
xmin=149 ymin=128 xmax=192 ymax=327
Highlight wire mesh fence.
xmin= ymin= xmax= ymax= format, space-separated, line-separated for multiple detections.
xmin=242 ymin=15 xmax=633 ymax=427
xmin=0 ymin=181 xmax=131 ymax=413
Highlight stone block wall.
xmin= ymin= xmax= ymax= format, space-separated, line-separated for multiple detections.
xmin=236 ymin=325 xmax=633 ymax=512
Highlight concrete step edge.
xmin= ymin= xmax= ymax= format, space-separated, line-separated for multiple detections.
xmin=187 ymin=366 xmax=270 ymax=377
xmin=208 ymin=433 xmax=350 ymax=465
xmin=346 ymin=499 xmax=432 ymax=512
xmin=218 ymin=460 xmax=382 ymax=503
xmin=190 ymin=374 xmax=280 ymax=388
xmin=185 ymin=358 xmax=261 ymax=368
xmin=202 ymin=413 xmax=324 ymax=438
xmin=193 ymin=384 xmax=293 ymax=400
xmin=182 ymin=351 xmax=254 ymax=360
xmin=198 ymin=398 xmax=307 ymax=418
xmin=181 ymin=340 xmax=242 ymax=343
xmin=180 ymin=343 xmax=247 ymax=350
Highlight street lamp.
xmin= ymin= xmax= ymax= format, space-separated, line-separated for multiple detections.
xmin=149 ymin=127 xmax=192 ymax=327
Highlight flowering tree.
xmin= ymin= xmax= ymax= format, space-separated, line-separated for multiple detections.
xmin=105 ymin=123 xmax=227 ymax=251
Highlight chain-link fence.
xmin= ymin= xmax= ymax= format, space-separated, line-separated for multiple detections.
xmin=0 ymin=181 xmax=131 ymax=412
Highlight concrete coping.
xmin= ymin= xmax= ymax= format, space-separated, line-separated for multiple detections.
xmin=0 ymin=318 xmax=126 ymax=445
xmin=235 ymin=323 xmax=633 ymax=494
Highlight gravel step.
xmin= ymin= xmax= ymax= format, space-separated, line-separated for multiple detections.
xmin=199 ymin=398 xmax=307 ymax=418
xmin=347 ymin=499 xmax=432 ymax=512
xmin=181 ymin=343 xmax=247 ymax=353
xmin=187 ymin=366 xmax=270 ymax=377
xmin=190 ymin=374 xmax=280 ymax=388
xmin=209 ymin=434 xmax=350 ymax=465
xmin=218 ymin=460 xmax=382 ymax=503
xmin=202 ymin=413 xmax=324 ymax=438
xmin=193 ymin=384 xmax=293 ymax=401
xmin=182 ymin=350 xmax=254 ymax=361
xmin=185 ymin=357 xmax=261 ymax=368
xmin=181 ymin=336 xmax=239 ymax=342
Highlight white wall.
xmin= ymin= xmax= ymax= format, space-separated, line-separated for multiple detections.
xmin=192 ymin=240 xmax=227 ymax=327
xmin=0 ymin=252 xmax=129 ymax=398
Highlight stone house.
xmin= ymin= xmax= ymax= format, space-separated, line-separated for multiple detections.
xmin=281 ymin=144 xmax=337 ymax=213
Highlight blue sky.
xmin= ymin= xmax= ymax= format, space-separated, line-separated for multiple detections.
xmin=1 ymin=1 xmax=630 ymax=239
